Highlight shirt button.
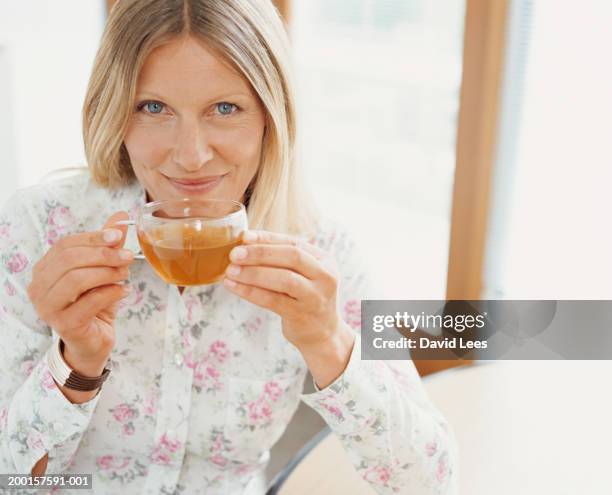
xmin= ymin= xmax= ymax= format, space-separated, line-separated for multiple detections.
xmin=174 ymin=353 xmax=183 ymax=367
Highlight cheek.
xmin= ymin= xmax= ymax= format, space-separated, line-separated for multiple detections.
xmin=124 ymin=125 xmax=170 ymax=169
xmin=215 ymin=122 xmax=265 ymax=172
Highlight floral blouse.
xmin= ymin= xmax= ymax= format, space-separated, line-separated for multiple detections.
xmin=0 ymin=171 xmax=457 ymax=494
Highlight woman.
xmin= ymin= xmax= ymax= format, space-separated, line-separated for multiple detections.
xmin=0 ymin=1 xmax=457 ymax=493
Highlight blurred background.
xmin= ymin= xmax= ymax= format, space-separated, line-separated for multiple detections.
xmin=2 ymin=0 xmax=612 ymax=493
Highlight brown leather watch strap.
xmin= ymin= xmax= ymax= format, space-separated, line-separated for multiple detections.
xmin=56 ymin=339 xmax=112 ymax=391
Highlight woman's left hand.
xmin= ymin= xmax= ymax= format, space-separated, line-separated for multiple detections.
xmin=222 ymin=230 xmax=349 ymax=352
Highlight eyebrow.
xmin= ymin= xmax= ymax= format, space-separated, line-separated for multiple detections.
xmin=135 ymin=90 xmax=252 ymax=103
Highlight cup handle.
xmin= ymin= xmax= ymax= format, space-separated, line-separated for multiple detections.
xmin=113 ymin=219 xmax=146 ymax=260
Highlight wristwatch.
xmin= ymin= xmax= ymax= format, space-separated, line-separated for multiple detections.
xmin=46 ymin=338 xmax=112 ymax=391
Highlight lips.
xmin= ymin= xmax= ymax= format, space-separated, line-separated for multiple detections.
xmin=164 ymin=173 xmax=226 ymax=194
xmin=169 ymin=175 xmax=224 ymax=185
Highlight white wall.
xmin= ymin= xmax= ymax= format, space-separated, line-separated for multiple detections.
xmin=0 ymin=1 xmax=106 ymax=202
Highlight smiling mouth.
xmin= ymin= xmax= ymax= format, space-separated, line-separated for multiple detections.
xmin=165 ymin=174 xmax=226 ymax=185
xmin=163 ymin=173 xmax=227 ymax=193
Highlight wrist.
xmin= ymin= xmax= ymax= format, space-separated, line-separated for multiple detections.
xmin=300 ymin=320 xmax=355 ymax=389
xmin=62 ymin=344 xmax=110 ymax=377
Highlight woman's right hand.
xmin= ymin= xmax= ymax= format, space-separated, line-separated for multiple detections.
xmin=27 ymin=211 xmax=134 ymax=375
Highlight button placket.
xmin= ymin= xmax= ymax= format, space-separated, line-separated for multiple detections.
xmin=142 ymin=288 xmax=195 ymax=495
xmin=174 ymin=353 xmax=184 ymax=367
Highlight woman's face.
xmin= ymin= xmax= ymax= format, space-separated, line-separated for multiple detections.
xmin=124 ymin=36 xmax=266 ymax=203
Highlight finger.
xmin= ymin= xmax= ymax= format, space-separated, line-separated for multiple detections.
xmin=30 ymin=246 xmax=134 ymax=298
xmin=43 ymin=266 xmax=129 ymax=314
xmin=243 ymin=230 xmax=327 ymax=260
xmin=54 ymin=283 xmax=131 ymax=339
xmin=229 ymin=244 xmax=326 ymax=280
xmin=224 ymin=264 xmax=312 ymax=300
xmin=222 ymin=278 xmax=294 ymax=316
xmin=34 ymin=211 xmax=131 ymax=276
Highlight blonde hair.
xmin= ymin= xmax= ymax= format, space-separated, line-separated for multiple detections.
xmin=83 ymin=0 xmax=318 ymax=235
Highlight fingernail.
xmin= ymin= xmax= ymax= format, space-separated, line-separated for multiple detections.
xmin=230 ymin=246 xmax=247 ymax=261
xmin=119 ymin=249 xmax=134 ymax=260
xmin=226 ymin=264 xmax=241 ymax=276
xmin=103 ymin=229 xmax=122 ymax=243
xmin=224 ymin=278 xmax=237 ymax=288
xmin=123 ymin=285 xmax=132 ymax=294
xmin=243 ymin=231 xmax=257 ymax=242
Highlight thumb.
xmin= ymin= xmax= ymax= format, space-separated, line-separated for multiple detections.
xmin=102 ymin=211 xmax=130 ymax=248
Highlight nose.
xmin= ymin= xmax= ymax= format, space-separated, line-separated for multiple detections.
xmin=172 ymin=117 xmax=213 ymax=172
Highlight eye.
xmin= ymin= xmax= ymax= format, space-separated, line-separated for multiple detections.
xmin=216 ymin=102 xmax=237 ymax=116
xmin=138 ymin=100 xmax=165 ymax=114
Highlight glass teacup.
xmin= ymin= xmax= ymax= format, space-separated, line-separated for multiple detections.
xmin=116 ymin=198 xmax=247 ymax=286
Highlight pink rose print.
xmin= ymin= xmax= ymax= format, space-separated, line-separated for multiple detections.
xmin=247 ymin=398 xmax=273 ymax=425
xmin=388 ymin=364 xmax=418 ymax=394
xmin=97 ymin=455 xmax=114 ymax=471
xmin=316 ymin=394 xmax=344 ymax=421
xmin=343 ymin=299 xmax=361 ymax=330
xmin=363 ymin=465 xmax=392 ymax=487
xmin=143 ymin=391 xmax=157 ymax=416
xmin=96 ymin=455 xmax=131 ymax=474
xmin=4 ymin=280 xmax=16 ymax=296
xmin=47 ymin=229 xmax=59 ymax=245
xmin=119 ymin=284 xmax=144 ymax=309
xmin=46 ymin=206 xmax=75 ymax=246
xmin=237 ymin=463 xmax=259 ymax=475
xmin=111 ymin=403 xmax=136 ymax=424
xmin=41 ymin=370 xmax=57 ymax=390
xmin=181 ymin=329 xmax=194 ymax=353
xmin=151 ymin=451 xmax=171 ymax=465
xmin=208 ymin=340 xmax=229 ymax=363
xmin=320 ymin=403 xmax=343 ymax=420
xmin=160 ymin=433 xmax=181 ymax=452
xmin=20 ymin=360 xmax=35 ymax=378
xmin=0 ymin=406 xmax=8 ymax=430
xmin=183 ymin=350 xmax=198 ymax=369
xmin=26 ymin=431 xmax=45 ymax=452
xmin=193 ymin=362 xmax=223 ymax=392
xmin=150 ymin=433 xmax=182 ymax=465
xmin=122 ymin=423 xmax=135 ymax=436
xmin=208 ymin=431 xmax=229 ymax=467
xmin=426 ymin=441 xmax=438 ymax=457
xmin=241 ymin=381 xmax=286 ymax=428
xmin=6 ymin=252 xmax=28 ymax=274
xmin=245 ymin=316 xmax=263 ymax=334
xmin=184 ymin=294 xmax=199 ymax=321
xmin=209 ymin=454 xmax=227 ymax=468
xmin=212 ymin=433 xmax=223 ymax=451
xmin=48 ymin=206 xmax=74 ymax=229
xmin=263 ymin=381 xmax=282 ymax=402
xmin=206 ymin=365 xmax=220 ymax=379
xmin=436 ymin=452 xmax=449 ymax=483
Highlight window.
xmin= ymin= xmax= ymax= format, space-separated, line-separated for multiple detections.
xmin=292 ymin=0 xmax=466 ymax=297
xmin=483 ymin=0 xmax=612 ymax=299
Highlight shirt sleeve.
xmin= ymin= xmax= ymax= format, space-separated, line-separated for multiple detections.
xmin=0 ymin=191 xmax=101 ymax=477
xmin=300 ymin=223 xmax=459 ymax=494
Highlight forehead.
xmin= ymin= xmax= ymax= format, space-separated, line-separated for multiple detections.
xmin=136 ymin=36 xmax=253 ymax=99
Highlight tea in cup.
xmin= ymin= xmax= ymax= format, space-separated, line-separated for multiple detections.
xmin=117 ymin=198 xmax=247 ymax=286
